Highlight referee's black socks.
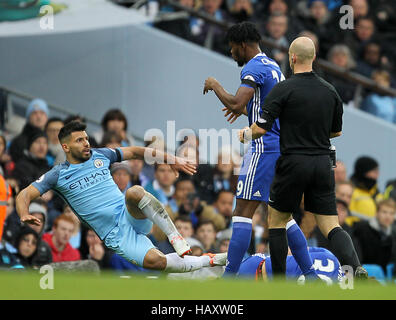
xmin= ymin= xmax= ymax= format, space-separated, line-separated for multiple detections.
xmin=269 ymin=228 xmax=288 ymax=278
xmin=328 ymin=227 xmax=360 ymax=271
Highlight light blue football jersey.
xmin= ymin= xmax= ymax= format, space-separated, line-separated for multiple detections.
xmin=240 ymin=52 xmax=283 ymax=153
xmin=32 ymin=148 xmax=125 ymax=240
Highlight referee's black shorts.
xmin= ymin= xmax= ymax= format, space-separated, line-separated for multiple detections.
xmin=269 ymin=154 xmax=337 ymax=215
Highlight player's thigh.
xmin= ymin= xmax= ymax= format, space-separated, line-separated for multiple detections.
xmin=125 ymin=186 xmax=147 ymax=219
xmin=268 ymin=155 xmax=307 ymax=213
xmin=236 ymin=152 xmax=279 ymax=202
xmin=233 ymin=198 xmax=261 ymax=219
xmin=304 ymin=155 xmax=337 ymax=215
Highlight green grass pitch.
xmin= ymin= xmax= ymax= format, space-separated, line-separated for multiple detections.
xmin=0 ymin=270 xmax=395 ymax=300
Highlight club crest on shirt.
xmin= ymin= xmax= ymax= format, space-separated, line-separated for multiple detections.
xmin=94 ymin=159 xmax=104 ymax=168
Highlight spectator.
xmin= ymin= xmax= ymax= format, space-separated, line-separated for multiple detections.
xmin=185 ymin=237 xmax=205 ymax=256
xmin=262 ymin=13 xmax=290 ymax=73
xmin=212 ymin=189 xmax=234 ymax=229
xmin=101 ymin=131 xmax=123 ymax=149
xmin=190 ymin=0 xmax=231 ymax=55
xmin=12 ymin=131 xmax=51 ymax=190
xmin=228 ymin=0 xmax=255 ymax=24
xmin=9 ymin=98 xmax=49 ymax=162
xmin=360 ymin=70 xmax=396 ymax=124
xmin=325 ymin=44 xmax=358 ymax=103
xmin=300 ymin=0 xmax=337 ymax=56
xmin=352 ymin=198 xmax=396 ymax=272
xmin=334 ymin=160 xmax=347 ymax=184
xmin=129 ymin=159 xmax=150 ymax=187
xmin=42 ymin=213 xmax=81 ymax=262
xmin=215 ymin=227 xmax=231 ymax=253
xmin=344 ymin=16 xmax=377 ymax=59
xmin=80 ymin=229 xmax=114 ymax=269
xmin=195 ymin=220 xmax=217 ymax=252
xmin=111 ymin=162 xmax=132 ymax=194
xmin=312 ymin=198 xmax=353 ymax=250
xmin=94 ymin=109 xmax=134 ymax=147
xmin=154 ymin=0 xmax=194 ymax=42
xmin=384 ymin=178 xmax=396 ymax=204
xmin=0 ymin=174 xmax=12 ymax=241
xmin=45 ymin=117 xmax=65 ymax=166
xmin=62 ymin=205 xmax=82 ymax=249
xmin=0 ymin=135 xmax=13 ymax=177
xmin=157 ymin=215 xmax=195 ymax=254
xmin=349 ymin=0 xmax=369 ymax=20
xmin=14 ymin=227 xmax=40 ymax=268
xmin=193 ymin=147 xmax=239 ymax=204
xmin=350 ymin=156 xmax=382 ymax=220
xmin=145 ymin=163 xmax=178 ymax=205
xmin=22 ymin=201 xmax=52 ymax=268
xmin=175 ymin=177 xmax=226 ymax=231
xmin=256 ymin=0 xmax=303 ymax=37
xmin=335 ymin=181 xmax=354 ymax=207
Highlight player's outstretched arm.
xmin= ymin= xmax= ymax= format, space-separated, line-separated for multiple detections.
xmin=16 ymin=185 xmax=42 ymax=226
xmin=203 ymin=77 xmax=254 ymax=114
xmin=120 ymin=146 xmax=197 ymax=176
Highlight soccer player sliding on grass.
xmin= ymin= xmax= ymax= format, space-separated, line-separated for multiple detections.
xmin=16 ymin=121 xmax=226 ymax=273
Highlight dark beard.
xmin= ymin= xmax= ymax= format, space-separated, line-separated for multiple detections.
xmin=237 ymin=60 xmax=244 ymax=67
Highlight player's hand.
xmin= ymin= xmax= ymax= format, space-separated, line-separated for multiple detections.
xmin=238 ymin=127 xmax=251 ymax=143
xmin=171 ymin=157 xmax=197 ymax=176
xmin=222 ymin=107 xmax=241 ymax=124
xmin=203 ymin=77 xmax=218 ymax=95
xmin=20 ymin=214 xmax=42 ymax=226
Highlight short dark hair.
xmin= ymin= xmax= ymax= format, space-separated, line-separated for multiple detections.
xmin=101 ymin=130 xmax=122 ymax=147
xmin=101 ymin=109 xmax=128 ymax=131
xmin=174 ymin=215 xmax=193 ymax=225
xmin=45 ymin=117 xmax=64 ymax=131
xmin=196 ymin=219 xmax=217 ymax=232
xmin=215 ymin=189 xmax=234 ymax=202
xmin=58 ymin=120 xmax=87 ymax=142
xmin=226 ymin=22 xmax=262 ymax=44
xmin=63 ymin=114 xmax=87 ymax=126
xmin=174 ymin=176 xmax=194 ymax=189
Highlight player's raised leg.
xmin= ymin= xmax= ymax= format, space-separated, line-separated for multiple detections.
xmin=125 ymin=185 xmax=191 ymax=257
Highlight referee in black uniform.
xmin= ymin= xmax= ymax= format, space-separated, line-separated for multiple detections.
xmin=239 ymin=37 xmax=367 ymax=279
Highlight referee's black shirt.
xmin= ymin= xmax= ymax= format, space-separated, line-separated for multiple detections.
xmin=256 ymin=71 xmax=343 ymax=155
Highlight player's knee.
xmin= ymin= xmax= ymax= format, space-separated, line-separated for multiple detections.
xmin=126 ymin=185 xmax=146 ymax=204
xmin=143 ymin=250 xmax=166 ymax=270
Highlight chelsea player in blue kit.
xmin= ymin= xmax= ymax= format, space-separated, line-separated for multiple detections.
xmin=16 ymin=121 xmax=226 ymax=273
xmin=204 ymin=22 xmax=318 ymax=278
xmin=238 ymin=245 xmax=343 ymax=285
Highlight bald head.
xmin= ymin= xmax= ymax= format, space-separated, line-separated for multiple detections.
xmin=289 ymin=37 xmax=316 ymax=65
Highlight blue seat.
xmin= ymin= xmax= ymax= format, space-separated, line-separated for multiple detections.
xmin=362 ymin=264 xmax=386 ymax=284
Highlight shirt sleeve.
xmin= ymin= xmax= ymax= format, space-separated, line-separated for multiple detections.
xmin=94 ymin=147 xmax=123 ymax=164
xmin=331 ymin=93 xmax=343 ymax=133
xmin=256 ymin=83 xmax=286 ymax=131
xmin=240 ymin=65 xmax=261 ymax=90
xmin=32 ymin=167 xmax=60 ymax=195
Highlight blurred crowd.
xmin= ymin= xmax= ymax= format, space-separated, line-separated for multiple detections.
xmin=152 ymin=0 xmax=396 ymax=124
xmin=0 ymin=97 xmax=396 ymax=278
